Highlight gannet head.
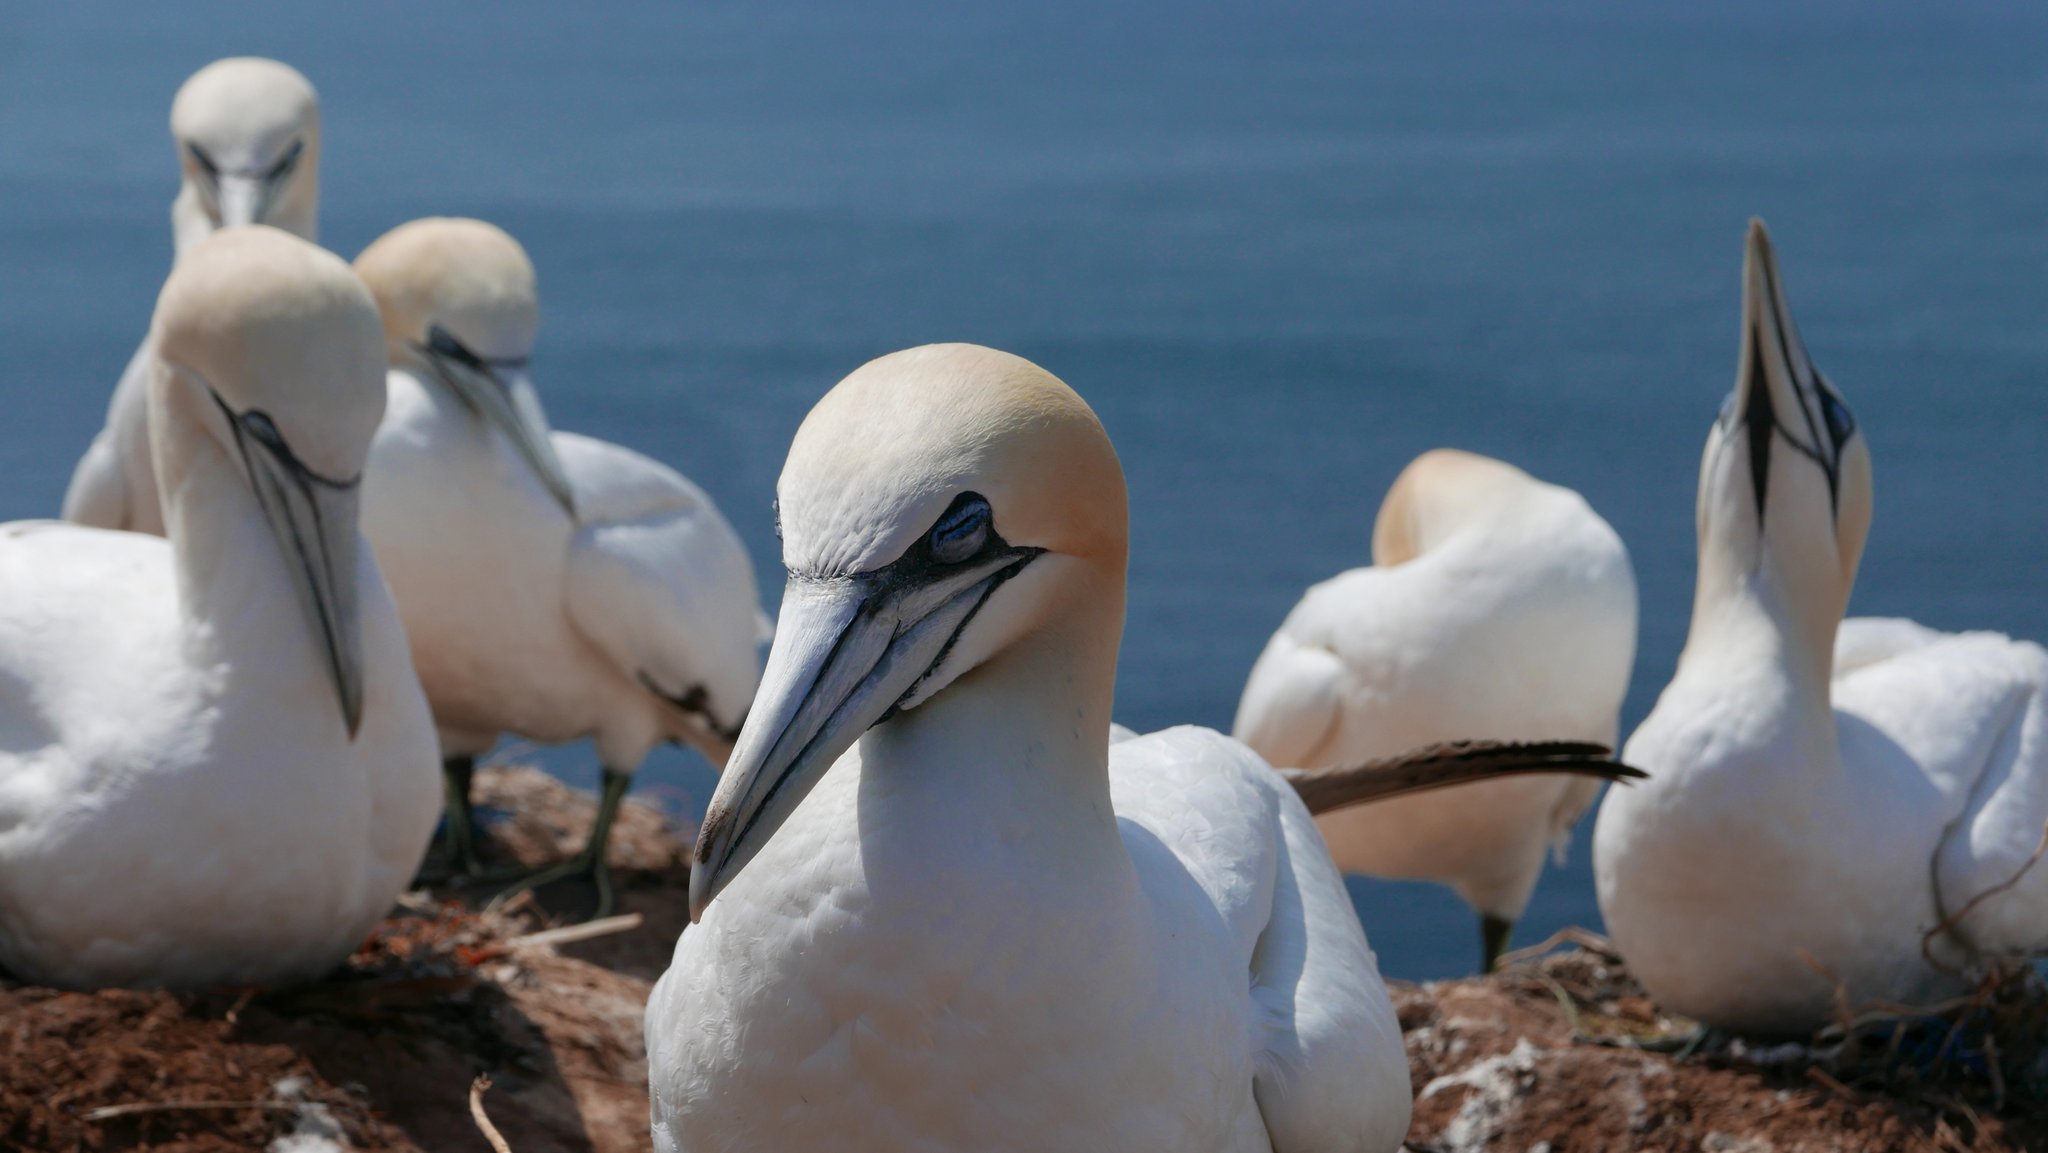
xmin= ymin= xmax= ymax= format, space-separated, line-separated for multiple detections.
xmin=170 ymin=58 xmax=320 ymax=244
xmin=1693 ymin=219 xmax=1873 ymax=644
xmin=688 ymin=343 xmax=1127 ymax=919
xmin=354 ymin=217 xmax=574 ymax=513
xmin=153 ymin=225 xmax=387 ymax=737
xmin=1370 ymin=448 xmax=1543 ymax=566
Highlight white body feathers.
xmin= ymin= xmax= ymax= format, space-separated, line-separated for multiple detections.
xmin=1235 ymin=451 xmax=1637 ymax=920
xmin=360 ymin=366 xmax=762 ymax=768
xmin=1598 ymin=615 xmax=2048 ymax=1031
xmin=647 ymin=725 xmax=1410 ymax=1152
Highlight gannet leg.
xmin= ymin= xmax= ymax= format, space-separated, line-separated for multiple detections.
xmin=1481 ymin=913 xmax=1514 ymax=973
xmin=489 ymin=766 xmax=630 ymax=921
xmin=441 ymin=754 xmax=483 ymax=878
xmin=1630 ymin=1023 xmax=1719 ymax=1057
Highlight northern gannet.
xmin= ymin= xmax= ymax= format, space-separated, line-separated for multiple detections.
xmin=353 ymin=218 xmax=763 ymax=914
xmin=1234 ymin=449 xmax=1638 ymax=970
xmin=648 ymin=344 xmax=1414 ymax=1152
xmin=1594 ymin=220 xmax=2048 ymax=1034
xmin=64 ymin=57 xmax=321 ymax=536
xmin=0 ymin=226 xmax=438 ymax=989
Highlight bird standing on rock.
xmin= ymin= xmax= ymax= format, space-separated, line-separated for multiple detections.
xmin=1235 ymin=448 xmax=1637 ymax=971
xmin=1596 ymin=220 xmax=2048 ymax=1035
xmin=65 ymin=57 xmax=322 ymax=536
xmin=0 ymin=226 xmax=439 ymax=989
xmin=353 ymin=217 xmax=764 ymax=917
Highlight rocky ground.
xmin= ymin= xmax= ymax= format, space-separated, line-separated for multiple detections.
xmin=1398 ymin=937 xmax=2048 ymax=1153
xmin=4 ymin=767 xmax=2043 ymax=1152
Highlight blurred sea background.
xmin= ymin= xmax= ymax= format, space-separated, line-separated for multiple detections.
xmin=3 ymin=1 xmax=2044 ymax=979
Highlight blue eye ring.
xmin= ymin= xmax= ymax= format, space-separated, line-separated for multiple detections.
xmin=929 ymin=493 xmax=992 ymax=564
xmin=1818 ymin=381 xmax=1856 ymax=448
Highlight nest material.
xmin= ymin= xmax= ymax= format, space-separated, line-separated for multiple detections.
xmin=0 ymin=766 xmax=677 ymax=1153
xmin=1434 ymin=931 xmax=2048 ymax=1153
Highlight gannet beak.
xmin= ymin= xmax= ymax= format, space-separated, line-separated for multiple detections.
xmin=215 ymin=173 xmax=269 ymax=229
xmin=217 ymin=394 xmax=366 ymax=737
xmin=688 ymin=545 xmax=1040 ymax=921
xmin=1730 ymin=218 xmax=1858 ymax=520
xmin=640 ymin=673 xmax=745 ymax=767
xmin=437 ymin=356 xmax=578 ymax=515
xmin=492 ymin=368 xmax=578 ymax=513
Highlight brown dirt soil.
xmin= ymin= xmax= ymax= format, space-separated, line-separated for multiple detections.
xmin=1400 ymin=938 xmax=2048 ymax=1153
xmin=8 ymin=766 xmax=2045 ymax=1152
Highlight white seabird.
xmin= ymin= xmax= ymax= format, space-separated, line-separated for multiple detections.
xmin=1594 ymin=220 xmax=2048 ymax=1034
xmin=0 ymin=225 xmax=438 ymax=989
xmin=64 ymin=57 xmax=321 ymax=536
xmin=647 ymin=343 xmax=1414 ymax=1152
xmin=353 ymin=218 xmax=764 ymax=914
xmin=1234 ymin=448 xmax=1638 ymax=970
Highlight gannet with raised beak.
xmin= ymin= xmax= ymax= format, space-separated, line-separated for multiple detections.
xmin=354 ymin=218 xmax=763 ymax=913
xmin=0 ymin=226 xmax=438 ymax=990
xmin=647 ymin=344 xmax=1412 ymax=1153
xmin=1235 ymin=449 xmax=1637 ymax=971
xmin=65 ymin=57 xmax=321 ymax=536
xmin=1594 ymin=220 xmax=2048 ymax=1034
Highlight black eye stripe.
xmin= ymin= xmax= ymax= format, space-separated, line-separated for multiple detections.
xmin=266 ymin=138 xmax=304 ymax=180
xmin=185 ymin=139 xmax=304 ymax=184
xmin=420 ymin=323 xmax=532 ymax=374
xmin=241 ymin=409 xmax=287 ymax=452
xmin=783 ymin=490 xmax=1013 ymax=585
xmin=426 ymin=324 xmax=485 ymax=371
xmin=206 ymin=390 xmax=360 ymax=491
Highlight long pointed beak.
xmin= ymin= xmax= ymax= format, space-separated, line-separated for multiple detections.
xmin=215 ymin=174 xmax=269 ymax=229
xmin=638 ymin=671 xmax=745 ymax=767
xmin=442 ymin=363 xmax=578 ymax=514
xmin=1732 ymin=218 xmax=1855 ymax=517
xmin=688 ymin=547 xmax=1039 ymax=921
xmin=233 ymin=420 xmax=366 ymax=736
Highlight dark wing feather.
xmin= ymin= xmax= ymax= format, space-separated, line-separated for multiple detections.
xmin=1278 ymin=739 xmax=1647 ymax=817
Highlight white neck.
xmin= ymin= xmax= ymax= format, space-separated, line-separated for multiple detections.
xmin=855 ymin=566 xmax=1126 ymax=871
xmin=1672 ymin=549 xmax=1840 ymax=764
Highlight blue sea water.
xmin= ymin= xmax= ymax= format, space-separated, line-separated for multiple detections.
xmin=2 ymin=1 xmax=2044 ymax=980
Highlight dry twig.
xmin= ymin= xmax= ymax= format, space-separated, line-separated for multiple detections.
xmin=1921 ymin=818 xmax=2048 ymax=973
xmin=1497 ymin=925 xmax=1620 ymax=969
xmin=222 ymin=986 xmax=258 ymax=1026
xmin=471 ymin=1075 xmax=514 ymax=1153
xmin=505 ymin=912 xmax=644 ymax=951
xmin=83 ymin=1100 xmax=301 ymax=1122
xmin=1795 ymin=947 xmax=1859 ymax=1041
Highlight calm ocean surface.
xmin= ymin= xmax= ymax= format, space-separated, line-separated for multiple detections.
xmin=3 ymin=2 xmax=2044 ymax=979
